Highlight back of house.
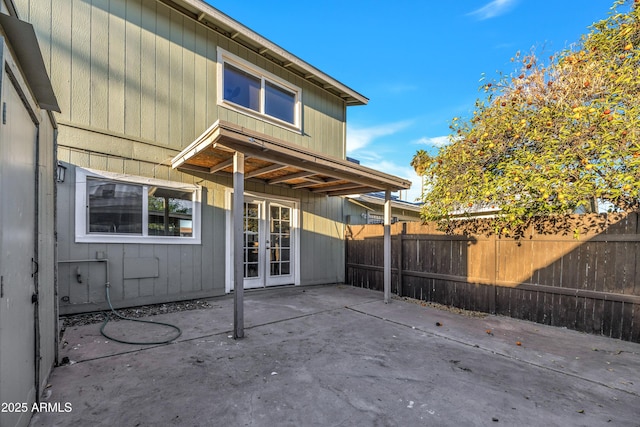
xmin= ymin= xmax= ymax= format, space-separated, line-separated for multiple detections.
xmin=15 ymin=0 xmax=410 ymax=314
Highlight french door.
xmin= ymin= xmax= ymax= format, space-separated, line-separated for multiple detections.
xmin=234 ymin=197 xmax=296 ymax=289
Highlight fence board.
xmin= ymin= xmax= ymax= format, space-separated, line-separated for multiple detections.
xmin=346 ymin=213 xmax=640 ymax=343
xmin=632 ymin=305 xmax=640 ymax=343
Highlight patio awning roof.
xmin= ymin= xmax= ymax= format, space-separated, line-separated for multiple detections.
xmin=171 ymin=120 xmax=412 ymax=196
xmin=172 ymin=120 xmax=404 ymax=337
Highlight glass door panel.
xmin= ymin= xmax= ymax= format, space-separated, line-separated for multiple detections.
xmin=243 ymin=202 xmax=262 ymax=284
xmin=231 ymin=197 xmax=294 ymax=290
xmin=267 ymin=203 xmax=293 ymax=284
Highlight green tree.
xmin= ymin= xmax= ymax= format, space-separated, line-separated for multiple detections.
xmin=412 ymin=0 xmax=640 ymax=236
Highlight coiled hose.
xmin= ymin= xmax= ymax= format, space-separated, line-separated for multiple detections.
xmin=100 ymin=284 xmax=182 ymax=345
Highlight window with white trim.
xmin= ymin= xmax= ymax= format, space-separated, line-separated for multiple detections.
xmin=75 ymin=168 xmax=201 ymax=244
xmin=218 ymin=48 xmax=301 ymax=129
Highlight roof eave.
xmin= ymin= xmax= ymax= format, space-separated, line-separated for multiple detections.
xmin=162 ymin=0 xmax=368 ymax=106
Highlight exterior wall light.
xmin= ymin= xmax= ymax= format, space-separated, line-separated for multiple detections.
xmin=56 ymin=162 xmax=67 ymax=183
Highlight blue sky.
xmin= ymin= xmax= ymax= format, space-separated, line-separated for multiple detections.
xmin=209 ymin=0 xmax=618 ymax=202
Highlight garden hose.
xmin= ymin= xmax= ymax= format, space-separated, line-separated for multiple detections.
xmin=100 ymin=284 xmax=182 ymax=345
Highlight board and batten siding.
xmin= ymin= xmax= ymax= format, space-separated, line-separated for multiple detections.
xmin=16 ymin=0 xmax=347 ymax=157
xmin=56 ymin=144 xmax=347 ymax=313
xmin=16 ymin=0 xmax=352 ymax=313
xmin=55 ymin=152 xmax=228 ymax=314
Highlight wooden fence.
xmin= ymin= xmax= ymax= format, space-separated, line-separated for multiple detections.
xmin=345 ymin=213 xmax=640 ymax=343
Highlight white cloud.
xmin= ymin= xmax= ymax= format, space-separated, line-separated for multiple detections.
xmin=468 ymin=0 xmax=517 ymax=20
xmin=346 ymin=121 xmax=412 ymax=153
xmin=416 ymin=135 xmax=451 ymax=148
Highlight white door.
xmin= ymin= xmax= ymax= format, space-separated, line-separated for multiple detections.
xmin=0 ymin=67 xmax=38 ymax=427
xmin=265 ymin=202 xmax=293 ymax=286
xmin=232 ymin=197 xmax=296 ymax=290
xmin=241 ymin=199 xmax=263 ymax=289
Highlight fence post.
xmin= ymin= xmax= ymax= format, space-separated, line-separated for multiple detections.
xmin=491 ymin=233 xmax=498 ymax=314
xmin=344 ymin=223 xmax=351 ymax=287
xmin=396 ymin=222 xmax=406 ymax=297
xmin=384 ymin=190 xmax=391 ymax=303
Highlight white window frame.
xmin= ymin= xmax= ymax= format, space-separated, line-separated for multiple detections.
xmin=75 ymin=168 xmax=202 ymax=244
xmin=217 ymin=48 xmax=302 ymax=131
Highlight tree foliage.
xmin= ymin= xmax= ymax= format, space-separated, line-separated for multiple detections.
xmin=412 ymin=0 xmax=640 ymax=236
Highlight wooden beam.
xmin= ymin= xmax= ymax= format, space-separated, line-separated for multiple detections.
xmin=177 ymin=164 xmax=211 ymax=174
xmin=324 ymin=187 xmax=380 ymax=197
xmin=301 ymin=175 xmax=327 ymax=184
xmin=291 ymin=181 xmax=322 ymax=190
xmin=312 ymin=182 xmax=367 ymax=193
xmin=233 ymin=151 xmax=245 ymax=339
xmin=291 ymin=178 xmax=340 ymax=190
xmin=245 ymin=163 xmax=288 ymax=179
xmin=209 ymin=158 xmax=233 ymax=174
xmin=268 ymin=171 xmax=316 ymax=185
xmin=212 ymin=142 xmax=235 ymax=153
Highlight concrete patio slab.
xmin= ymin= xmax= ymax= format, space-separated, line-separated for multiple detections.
xmin=30 ymin=285 xmax=639 ymax=426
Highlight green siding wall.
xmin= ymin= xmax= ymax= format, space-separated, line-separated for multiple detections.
xmin=56 ymin=142 xmax=229 ymax=314
xmin=17 ymin=0 xmax=351 ymax=312
xmin=17 ymin=0 xmax=347 ymax=156
xmin=56 ymin=143 xmax=346 ymax=313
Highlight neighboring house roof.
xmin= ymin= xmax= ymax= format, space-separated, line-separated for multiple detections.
xmin=449 ymin=203 xmax=500 ymax=218
xmin=172 ymin=121 xmax=412 ymax=195
xmin=346 ymin=193 xmax=422 ymax=212
xmin=162 ymin=0 xmax=368 ymax=106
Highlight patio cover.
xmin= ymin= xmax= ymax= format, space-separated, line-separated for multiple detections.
xmin=172 ymin=120 xmax=411 ymax=337
xmin=171 ymin=120 xmax=411 ymax=195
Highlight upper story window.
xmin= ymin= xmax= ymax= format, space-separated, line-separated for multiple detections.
xmin=218 ymin=48 xmax=301 ymax=130
xmin=76 ymin=168 xmax=201 ymax=244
